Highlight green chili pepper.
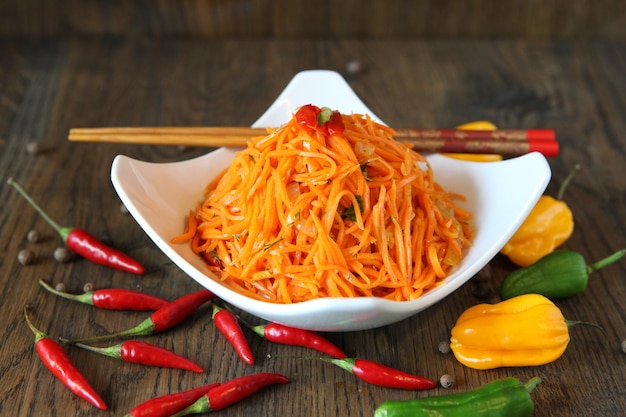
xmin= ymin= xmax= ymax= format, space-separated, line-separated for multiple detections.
xmin=373 ymin=377 xmax=541 ymax=417
xmin=500 ymin=249 xmax=625 ymax=300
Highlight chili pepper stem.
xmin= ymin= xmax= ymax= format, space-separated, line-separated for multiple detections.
xmin=328 ymin=357 xmax=353 ymax=372
xmin=171 ymin=395 xmax=211 ymax=416
xmin=565 ymin=320 xmax=606 ymax=335
xmin=267 ymin=353 xmax=317 ymax=360
xmin=61 ymin=340 xmax=122 ymax=359
xmin=523 ymin=377 xmax=542 ymax=393
xmin=586 ymin=249 xmax=625 ymax=274
xmin=62 ymin=319 xmax=154 ymax=343
xmin=39 ymin=279 xmax=92 ymax=304
xmin=267 ymin=353 xmax=341 ymax=366
xmin=556 ymin=164 xmax=580 ymax=200
xmin=7 ymin=178 xmax=72 ymax=241
xmin=24 ymin=306 xmax=46 ymax=341
xmin=251 ymin=324 xmax=265 ymax=338
xmin=270 ymin=353 xmax=349 ymax=367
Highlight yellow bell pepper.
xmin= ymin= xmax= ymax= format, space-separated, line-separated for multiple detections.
xmin=450 ymin=294 xmax=570 ymax=370
xmin=500 ymin=197 xmax=573 ymax=266
xmin=500 ymin=165 xmax=578 ymax=267
xmin=442 ymin=121 xmax=504 ymax=162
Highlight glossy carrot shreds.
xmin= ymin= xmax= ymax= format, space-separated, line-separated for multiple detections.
xmin=174 ymin=112 xmax=472 ymax=303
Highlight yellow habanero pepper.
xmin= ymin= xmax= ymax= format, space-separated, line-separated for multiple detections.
xmin=500 ymin=165 xmax=579 ymax=267
xmin=450 ymin=294 xmax=571 ymax=370
xmin=442 ymin=121 xmax=504 ymax=162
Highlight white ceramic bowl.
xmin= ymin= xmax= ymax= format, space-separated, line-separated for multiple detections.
xmin=111 ymin=70 xmax=551 ymax=332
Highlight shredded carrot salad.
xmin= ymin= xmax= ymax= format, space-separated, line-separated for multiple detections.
xmin=174 ymin=107 xmax=472 ymax=303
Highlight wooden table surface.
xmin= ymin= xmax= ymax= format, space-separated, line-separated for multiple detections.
xmin=1 ymin=38 xmax=624 ymax=416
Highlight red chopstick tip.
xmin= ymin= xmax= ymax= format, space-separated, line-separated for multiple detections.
xmin=528 ymin=138 xmax=559 ymax=157
xmin=526 ymin=129 xmax=555 ymax=141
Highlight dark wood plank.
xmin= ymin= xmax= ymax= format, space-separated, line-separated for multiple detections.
xmin=0 ymin=38 xmax=624 ymax=416
xmin=1 ymin=0 xmax=626 ymax=39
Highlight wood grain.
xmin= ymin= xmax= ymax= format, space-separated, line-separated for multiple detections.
xmin=0 ymin=38 xmax=624 ymax=416
xmin=1 ymin=0 xmax=625 ymax=39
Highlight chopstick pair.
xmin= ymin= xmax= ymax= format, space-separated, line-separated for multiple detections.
xmin=68 ymin=126 xmax=559 ymax=157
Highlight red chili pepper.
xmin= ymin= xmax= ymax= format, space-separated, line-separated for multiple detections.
xmin=39 ymin=279 xmax=168 ymax=311
xmin=212 ymin=304 xmax=254 ymax=365
xmin=295 ymin=104 xmax=345 ymax=136
xmin=68 ymin=340 xmax=203 ymax=372
xmin=172 ymin=373 xmax=289 ymax=415
xmin=8 ymin=178 xmax=144 ymax=274
xmin=24 ymin=307 xmax=108 ymax=410
xmin=295 ymin=104 xmax=321 ymax=129
xmin=326 ymin=109 xmax=345 ymax=136
xmin=149 ymin=290 xmax=216 ymax=333
xmin=328 ymin=357 xmax=437 ymax=390
xmin=251 ymin=322 xmax=347 ymax=359
xmin=65 ymin=289 xmax=216 ymax=343
xmin=124 ymin=382 xmax=220 ymax=417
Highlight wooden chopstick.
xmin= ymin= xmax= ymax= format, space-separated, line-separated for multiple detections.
xmin=69 ymin=127 xmax=265 ymax=148
xmin=68 ymin=126 xmax=558 ymax=157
